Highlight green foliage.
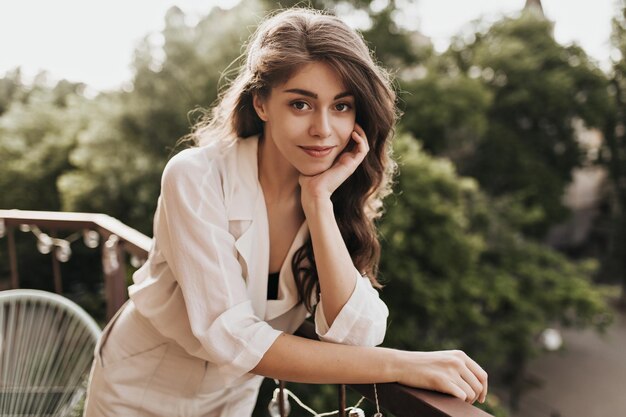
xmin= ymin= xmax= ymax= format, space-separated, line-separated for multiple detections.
xmin=0 ymin=82 xmax=89 ymax=210
xmin=379 ymin=133 xmax=612 ymax=407
xmin=360 ymin=4 xmax=424 ymax=67
xmin=400 ymin=12 xmax=611 ymax=237
xmin=461 ymin=13 xmax=610 ymax=236
xmin=0 ymin=68 xmax=25 ymax=116
xmin=56 ymin=0 xmax=266 ymax=235
xmin=57 ymin=92 xmax=164 ymax=234
xmin=400 ymin=70 xmax=492 ymax=160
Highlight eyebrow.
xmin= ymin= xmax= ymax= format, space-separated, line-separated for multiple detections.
xmin=283 ymin=88 xmax=354 ymax=100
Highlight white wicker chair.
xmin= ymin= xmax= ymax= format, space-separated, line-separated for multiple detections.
xmin=0 ymin=289 xmax=101 ymax=417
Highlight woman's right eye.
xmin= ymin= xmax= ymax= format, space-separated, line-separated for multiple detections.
xmin=290 ymin=101 xmax=311 ymax=111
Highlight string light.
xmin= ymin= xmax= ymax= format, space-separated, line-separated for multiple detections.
xmin=83 ymin=230 xmax=100 ymax=249
xmin=268 ymin=388 xmax=291 ymax=417
xmin=14 ymin=224 xmax=103 ymax=263
xmin=36 ymin=233 xmax=54 ymax=255
xmin=55 ymin=240 xmax=72 ymax=263
xmin=130 ymin=255 xmax=145 ymax=268
xmin=348 ymin=409 xmax=365 ymax=417
xmin=103 ymin=235 xmax=120 ymax=274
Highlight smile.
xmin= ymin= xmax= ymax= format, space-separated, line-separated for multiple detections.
xmin=299 ymin=146 xmax=335 ymax=158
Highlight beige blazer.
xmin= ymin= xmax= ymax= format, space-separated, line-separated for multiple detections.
xmin=128 ymin=134 xmax=388 ymax=390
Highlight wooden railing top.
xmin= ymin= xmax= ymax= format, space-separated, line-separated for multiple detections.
xmin=0 ymin=209 xmax=153 ymax=257
xmin=352 ymin=383 xmax=493 ymax=417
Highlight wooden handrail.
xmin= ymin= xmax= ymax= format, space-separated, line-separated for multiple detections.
xmin=0 ymin=209 xmax=153 ymax=318
xmin=351 ymin=383 xmax=493 ymax=417
xmin=0 ymin=209 xmax=152 ymax=255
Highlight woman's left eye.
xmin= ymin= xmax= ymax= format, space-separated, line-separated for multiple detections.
xmin=335 ymin=103 xmax=352 ymax=112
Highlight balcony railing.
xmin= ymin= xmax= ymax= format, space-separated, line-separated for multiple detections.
xmin=0 ymin=209 xmax=494 ymax=417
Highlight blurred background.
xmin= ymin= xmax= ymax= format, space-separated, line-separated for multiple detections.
xmin=1 ymin=0 xmax=625 ymax=416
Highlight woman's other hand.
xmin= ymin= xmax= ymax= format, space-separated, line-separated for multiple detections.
xmin=298 ymin=123 xmax=369 ymax=207
xmin=394 ymin=349 xmax=489 ymax=404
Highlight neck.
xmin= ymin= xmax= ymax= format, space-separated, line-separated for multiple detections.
xmin=257 ymin=132 xmax=301 ymax=205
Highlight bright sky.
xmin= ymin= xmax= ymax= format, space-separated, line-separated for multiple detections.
xmin=0 ymin=0 xmax=619 ymax=93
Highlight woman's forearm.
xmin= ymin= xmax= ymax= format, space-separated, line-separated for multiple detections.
xmin=252 ymin=333 xmax=489 ymax=405
xmin=303 ymin=198 xmax=358 ymax=326
xmin=251 ymin=332 xmax=399 ymax=384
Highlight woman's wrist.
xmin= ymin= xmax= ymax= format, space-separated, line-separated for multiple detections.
xmin=378 ymin=347 xmax=405 ymax=383
xmin=301 ymin=194 xmax=333 ymax=216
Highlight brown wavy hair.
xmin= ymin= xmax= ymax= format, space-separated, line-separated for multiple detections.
xmin=185 ymin=7 xmax=399 ymax=313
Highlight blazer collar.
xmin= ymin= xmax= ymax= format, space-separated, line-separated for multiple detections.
xmin=227 ymin=135 xmax=309 ymax=320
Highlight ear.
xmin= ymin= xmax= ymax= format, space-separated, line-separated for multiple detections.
xmin=252 ymin=92 xmax=269 ymax=122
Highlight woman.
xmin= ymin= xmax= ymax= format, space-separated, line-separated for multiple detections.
xmin=84 ymin=7 xmax=488 ymax=417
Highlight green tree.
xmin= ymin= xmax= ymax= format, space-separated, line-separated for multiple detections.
xmin=379 ymin=133 xmax=611 ymax=410
xmin=0 ymin=68 xmax=25 ymax=116
xmin=57 ymin=0 xmax=266 ymax=234
xmin=0 ymin=78 xmax=89 ymax=210
xmin=406 ymin=12 xmax=611 ymax=237
xmin=57 ymin=92 xmax=163 ymax=233
xmin=399 ymin=64 xmax=492 ymax=164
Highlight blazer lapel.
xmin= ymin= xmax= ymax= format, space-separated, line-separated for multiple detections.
xmin=227 ymin=135 xmax=269 ymax=320
xmin=227 ymin=134 xmax=310 ymax=321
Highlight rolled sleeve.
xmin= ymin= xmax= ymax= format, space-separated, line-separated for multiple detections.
xmin=207 ymin=301 xmax=282 ymax=382
xmin=314 ymin=269 xmax=388 ymax=346
xmin=132 ymin=149 xmax=282 ymax=384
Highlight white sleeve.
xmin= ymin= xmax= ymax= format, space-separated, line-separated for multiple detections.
xmin=148 ymin=151 xmax=283 ymax=383
xmin=314 ymin=269 xmax=388 ymax=346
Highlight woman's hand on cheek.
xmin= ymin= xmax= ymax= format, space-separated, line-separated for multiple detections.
xmin=299 ymin=123 xmax=369 ymax=208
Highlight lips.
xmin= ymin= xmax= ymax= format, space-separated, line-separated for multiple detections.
xmin=299 ymin=146 xmax=335 ymax=151
xmin=299 ymin=145 xmax=336 ymax=158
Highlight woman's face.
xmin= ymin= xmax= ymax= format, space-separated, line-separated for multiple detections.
xmin=253 ymin=61 xmax=357 ymax=176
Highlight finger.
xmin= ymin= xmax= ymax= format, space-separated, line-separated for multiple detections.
xmin=351 ymin=130 xmax=369 ymax=154
xmin=355 ymin=127 xmax=370 ymax=152
xmin=463 ymin=357 xmax=488 ymax=403
xmin=460 ymin=366 xmax=483 ymax=403
xmin=441 ymin=379 xmax=468 ymax=402
xmin=480 ymin=377 xmax=488 ymax=403
xmin=351 ymin=122 xmax=368 ymax=141
xmin=453 ymin=376 xmax=476 ymax=404
xmin=354 ymin=122 xmax=366 ymax=137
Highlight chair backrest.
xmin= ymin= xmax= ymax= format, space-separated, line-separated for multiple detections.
xmin=0 ymin=289 xmax=101 ymax=417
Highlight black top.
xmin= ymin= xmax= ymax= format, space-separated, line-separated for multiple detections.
xmin=267 ymin=271 xmax=279 ymax=300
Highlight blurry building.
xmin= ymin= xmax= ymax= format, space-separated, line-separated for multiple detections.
xmin=546 ymin=121 xmax=608 ymax=256
xmin=525 ymin=0 xmax=544 ymax=15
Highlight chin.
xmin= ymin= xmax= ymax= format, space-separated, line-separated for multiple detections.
xmin=297 ymin=163 xmax=332 ymax=177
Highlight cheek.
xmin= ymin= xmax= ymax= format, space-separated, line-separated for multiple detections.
xmin=275 ymin=114 xmax=308 ymax=136
xmin=338 ymin=120 xmax=356 ymax=146
xmin=267 ymin=115 xmax=302 ymax=145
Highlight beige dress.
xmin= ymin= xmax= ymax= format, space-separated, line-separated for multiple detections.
xmin=83 ymin=135 xmax=389 ymax=417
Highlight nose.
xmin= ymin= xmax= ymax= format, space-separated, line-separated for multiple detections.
xmin=309 ymin=110 xmax=332 ymax=139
